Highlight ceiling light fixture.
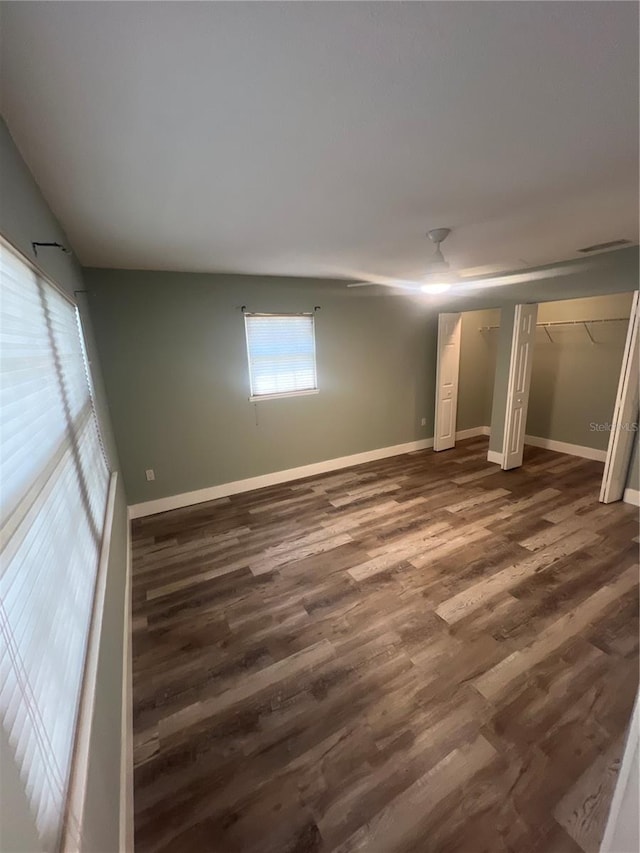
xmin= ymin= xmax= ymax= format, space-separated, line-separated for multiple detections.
xmin=348 ymin=226 xmax=588 ymax=295
xmin=421 ymin=282 xmax=452 ymax=295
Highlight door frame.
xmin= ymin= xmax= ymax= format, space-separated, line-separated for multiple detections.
xmin=600 ymin=290 xmax=639 ymax=503
xmin=599 ymin=694 xmax=639 ymax=852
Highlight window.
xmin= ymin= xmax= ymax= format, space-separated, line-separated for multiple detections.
xmin=0 ymin=237 xmax=111 ymax=850
xmin=244 ymin=313 xmax=318 ymax=400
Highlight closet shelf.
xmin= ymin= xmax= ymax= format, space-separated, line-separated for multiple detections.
xmin=479 ymin=316 xmax=629 ymax=343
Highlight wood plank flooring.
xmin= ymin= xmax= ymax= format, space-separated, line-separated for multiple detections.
xmin=131 ymin=438 xmax=639 ymax=853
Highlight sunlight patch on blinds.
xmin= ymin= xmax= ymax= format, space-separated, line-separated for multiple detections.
xmin=0 ymin=238 xmax=110 ymax=850
xmin=244 ymin=314 xmax=318 ymax=399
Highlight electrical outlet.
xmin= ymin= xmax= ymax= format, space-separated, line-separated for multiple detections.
xmin=145 ymin=469 xmax=155 ymax=482
xmin=421 ymin=418 xmax=427 ymax=427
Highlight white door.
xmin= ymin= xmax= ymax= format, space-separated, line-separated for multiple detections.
xmin=502 ymin=303 xmax=538 ymax=470
xmin=434 ymin=313 xmax=461 ymax=451
xmin=600 ymin=291 xmax=639 ymax=503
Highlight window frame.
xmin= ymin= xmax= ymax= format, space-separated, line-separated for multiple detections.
xmin=0 ymin=233 xmax=114 ymax=851
xmin=243 ymin=311 xmax=319 ymax=402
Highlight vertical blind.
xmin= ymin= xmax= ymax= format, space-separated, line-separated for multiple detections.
xmin=0 ymin=237 xmax=110 ymax=850
xmin=244 ymin=313 xmax=318 ymax=399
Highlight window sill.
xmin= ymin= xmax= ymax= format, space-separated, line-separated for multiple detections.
xmin=62 ymin=471 xmax=118 ymax=851
xmin=249 ymin=389 xmax=319 ymax=402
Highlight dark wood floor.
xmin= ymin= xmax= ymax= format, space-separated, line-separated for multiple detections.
xmin=131 ymin=438 xmax=639 ymax=853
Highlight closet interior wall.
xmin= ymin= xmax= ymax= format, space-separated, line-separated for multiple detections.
xmin=457 ymin=293 xmax=634 ymax=454
xmin=526 ymin=292 xmax=634 ymax=452
xmin=457 ymin=308 xmax=501 ymax=433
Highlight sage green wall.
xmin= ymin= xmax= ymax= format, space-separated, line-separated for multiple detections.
xmin=0 ymin=119 xmax=129 ymax=853
xmin=487 ymin=293 xmax=636 ymax=456
xmin=87 ymin=249 xmax=638 ymax=506
xmin=86 ymin=269 xmax=438 ymax=504
xmin=477 ymin=248 xmax=639 ymax=467
xmin=527 ymin=293 xmax=634 ymax=450
xmin=458 ymin=308 xmax=500 ymax=431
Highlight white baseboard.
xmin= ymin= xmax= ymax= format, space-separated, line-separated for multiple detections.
xmin=129 ymin=428 xmax=501 ymax=519
xmin=119 ymin=513 xmax=134 ymax=853
xmin=129 ymin=427 xmax=498 ymax=519
xmin=130 ymin=437 xmax=436 ymax=518
xmin=523 ymin=434 xmax=607 ymax=462
xmin=623 ymin=488 xmax=640 ymax=507
xmin=455 ymin=425 xmax=490 ymax=440
xmin=129 ymin=426 xmax=498 ymax=518
xmin=127 ymin=427 xmax=616 ymax=518
xmin=487 ymin=435 xmax=606 ymax=468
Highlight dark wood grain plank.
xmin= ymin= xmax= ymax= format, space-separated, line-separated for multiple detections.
xmin=131 ymin=438 xmax=638 ymax=853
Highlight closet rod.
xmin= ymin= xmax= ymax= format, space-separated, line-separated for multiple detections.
xmin=478 ymin=317 xmax=628 ymax=331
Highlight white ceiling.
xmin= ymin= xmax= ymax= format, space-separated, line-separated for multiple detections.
xmin=1 ymin=2 xmax=638 ymax=280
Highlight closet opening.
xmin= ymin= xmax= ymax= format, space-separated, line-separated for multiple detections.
xmin=526 ymin=292 xmax=634 ymax=468
xmin=478 ymin=291 xmax=637 ymax=502
xmin=433 ymin=308 xmax=501 ymax=450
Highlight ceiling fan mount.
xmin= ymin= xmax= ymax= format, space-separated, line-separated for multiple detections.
xmin=427 ymin=227 xmax=451 ymax=247
xmin=424 ymin=227 xmax=452 ymax=273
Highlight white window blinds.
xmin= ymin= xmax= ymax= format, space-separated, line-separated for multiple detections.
xmin=0 ymin=237 xmax=110 ymax=850
xmin=244 ymin=313 xmax=318 ymax=400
